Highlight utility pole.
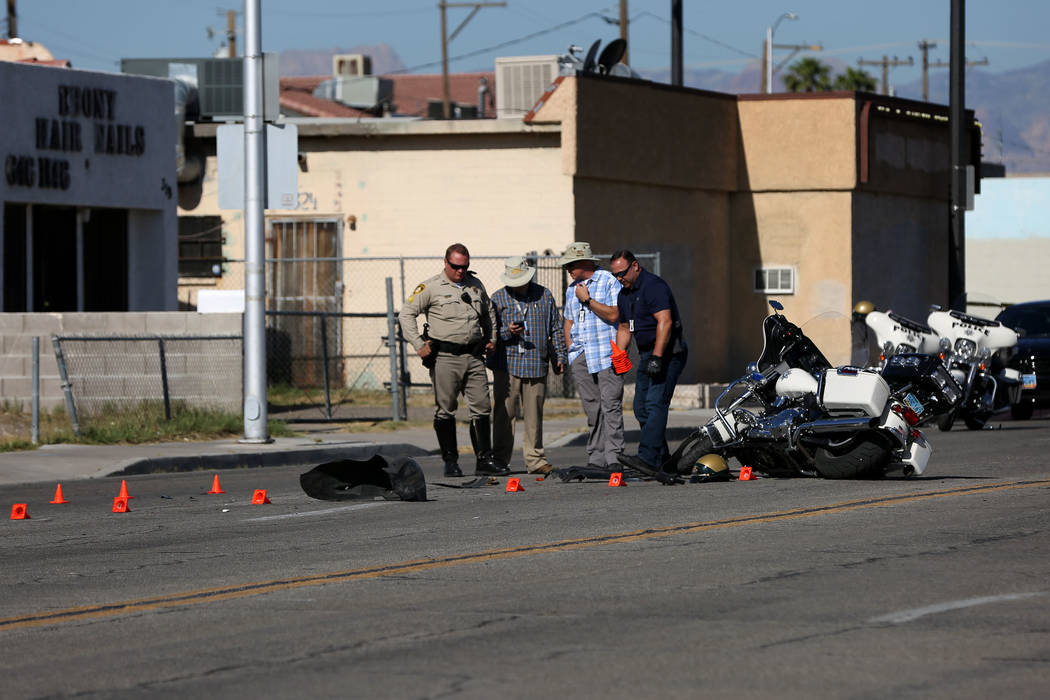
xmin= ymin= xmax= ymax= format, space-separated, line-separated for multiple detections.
xmin=929 ymin=54 xmax=989 ymax=101
xmin=227 ymin=9 xmax=237 ymax=58
xmin=918 ymin=39 xmax=936 ymax=101
xmin=6 ymin=0 xmax=16 ymax=38
xmin=857 ymin=55 xmax=914 ymax=95
xmin=439 ymin=2 xmax=505 ymax=120
xmin=670 ymin=0 xmax=682 ymax=86
xmin=760 ymin=39 xmax=768 ymax=92
xmin=241 ymin=0 xmax=269 ymax=443
xmin=619 ymin=0 xmax=629 ymax=65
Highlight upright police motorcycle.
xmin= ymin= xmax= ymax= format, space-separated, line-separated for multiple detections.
xmin=927 ymin=306 xmax=1022 ymax=431
xmin=658 ymin=301 xmax=955 ymax=480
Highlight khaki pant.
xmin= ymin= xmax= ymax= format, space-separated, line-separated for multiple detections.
xmin=431 ymin=353 xmax=491 ymax=420
xmin=571 ymin=353 xmax=624 ymax=468
xmin=491 ymin=369 xmax=549 ymax=472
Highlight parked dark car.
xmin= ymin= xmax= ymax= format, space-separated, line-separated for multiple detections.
xmin=996 ymin=300 xmax=1050 ymax=419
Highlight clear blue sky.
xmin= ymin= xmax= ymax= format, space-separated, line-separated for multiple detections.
xmin=13 ymin=0 xmax=1050 ymax=84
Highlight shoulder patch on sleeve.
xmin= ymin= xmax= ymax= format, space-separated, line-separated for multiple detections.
xmin=407 ymin=283 xmax=425 ymax=303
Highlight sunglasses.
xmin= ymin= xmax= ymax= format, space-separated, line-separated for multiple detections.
xmin=612 ymin=265 xmax=634 ymax=279
xmin=446 ymin=261 xmax=469 ymax=271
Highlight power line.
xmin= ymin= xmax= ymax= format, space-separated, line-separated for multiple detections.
xmin=630 ymin=10 xmax=755 ymax=58
xmin=391 ymin=10 xmax=607 ymax=74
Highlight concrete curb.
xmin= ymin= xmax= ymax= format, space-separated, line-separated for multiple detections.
xmin=107 ymin=443 xmax=432 ymax=477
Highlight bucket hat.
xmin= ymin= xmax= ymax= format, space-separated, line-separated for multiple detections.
xmin=500 ymin=255 xmax=536 ymax=287
xmin=559 ymin=241 xmax=600 ymax=267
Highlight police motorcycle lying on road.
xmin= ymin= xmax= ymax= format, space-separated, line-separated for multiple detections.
xmin=927 ymin=306 xmax=1023 ymax=431
xmin=642 ymin=301 xmax=958 ymax=481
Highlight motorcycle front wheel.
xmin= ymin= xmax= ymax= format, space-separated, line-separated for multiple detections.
xmin=813 ymin=434 xmax=892 ymax=479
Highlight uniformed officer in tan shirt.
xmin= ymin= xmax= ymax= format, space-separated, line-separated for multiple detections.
xmin=399 ymin=243 xmax=509 ymax=477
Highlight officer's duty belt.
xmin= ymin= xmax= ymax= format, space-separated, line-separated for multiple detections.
xmin=430 ymin=338 xmax=484 ymax=356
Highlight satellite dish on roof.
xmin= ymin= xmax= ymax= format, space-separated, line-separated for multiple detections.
xmin=597 ymin=38 xmax=626 ymax=74
xmin=581 ymin=40 xmax=601 ymax=74
xmin=558 ymin=39 xmax=639 ymax=79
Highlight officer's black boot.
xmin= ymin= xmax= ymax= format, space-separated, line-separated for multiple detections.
xmin=470 ymin=416 xmax=510 ymax=476
xmin=434 ymin=418 xmax=462 ymax=477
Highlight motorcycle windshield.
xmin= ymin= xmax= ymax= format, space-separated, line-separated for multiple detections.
xmin=801 ymin=311 xmax=852 ymax=368
xmin=755 ymin=312 xmax=835 ymax=375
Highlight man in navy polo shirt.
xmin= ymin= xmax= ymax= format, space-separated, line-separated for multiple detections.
xmin=610 ymin=250 xmax=688 ymax=473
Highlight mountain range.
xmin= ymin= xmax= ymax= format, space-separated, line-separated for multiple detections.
xmin=279 ymin=44 xmax=1050 ymax=174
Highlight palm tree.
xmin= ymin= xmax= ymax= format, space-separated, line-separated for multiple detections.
xmin=833 ymin=67 xmax=878 ymax=92
xmin=782 ymin=57 xmax=832 ymax=92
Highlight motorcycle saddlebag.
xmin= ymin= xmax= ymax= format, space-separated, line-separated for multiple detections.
xmin=818 ymin=368 xmax=890 ymax=417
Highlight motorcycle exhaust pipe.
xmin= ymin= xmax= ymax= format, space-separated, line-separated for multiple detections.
xmin=797 ymin=416 xmax=879 ymax=434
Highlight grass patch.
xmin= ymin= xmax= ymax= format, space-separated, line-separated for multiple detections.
xmin=0 ymin=402 xmax=294 ymax=452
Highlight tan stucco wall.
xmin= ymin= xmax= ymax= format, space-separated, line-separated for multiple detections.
xmin=851 ymin=192 xmax=950 ymax=320
xmin=737 ymin=96 xmax=857 ymax=191
xmin=178 ymin=123 xmax=572 ymax=309
xmin=572 ymin=76 xmax=738 ymax=192
xmin=574 ymin=179 xmax=731 ymax=382
xmin=729 ymin=191 xmax=855 ymax=369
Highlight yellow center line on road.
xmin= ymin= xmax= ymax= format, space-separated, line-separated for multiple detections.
xmin=4 ymin=479 xmax=1049 ymax=632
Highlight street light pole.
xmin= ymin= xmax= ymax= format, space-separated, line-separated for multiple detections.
xmin=766 ymin=12 xmax=797 ymax=94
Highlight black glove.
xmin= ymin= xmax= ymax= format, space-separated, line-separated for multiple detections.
xmin=642 ymin=355 xmax=665 ymax=378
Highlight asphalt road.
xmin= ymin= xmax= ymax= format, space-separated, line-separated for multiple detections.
xmin=3 ymin=417 xmax=1049 ymax=699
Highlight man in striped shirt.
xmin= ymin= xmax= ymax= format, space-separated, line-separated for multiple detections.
xmin=561 ymin=242 xmax=625 ymax=469
xmin=488 ymin=256 xmax=567 ymax=474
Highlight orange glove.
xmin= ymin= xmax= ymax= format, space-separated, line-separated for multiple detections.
xmin=610 ymin=340 xmax=632 ymax=374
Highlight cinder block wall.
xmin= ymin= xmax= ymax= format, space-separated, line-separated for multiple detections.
xmin=0 ymin=313 xmax=242 ymax=411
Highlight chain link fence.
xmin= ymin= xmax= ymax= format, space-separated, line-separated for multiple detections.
xmin=175 ymin=253 xmax=659 ymax=421
xmin=52 ymin=335 xmax=242 ymax=435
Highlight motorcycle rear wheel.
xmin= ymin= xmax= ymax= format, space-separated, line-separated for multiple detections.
xmin=937 ymin=413 xmax=955 ymax=432
xmin=814 ymin=434 xmax=892 ymax=479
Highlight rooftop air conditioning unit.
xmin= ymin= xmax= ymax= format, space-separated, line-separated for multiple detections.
xmin=332 ymin=53 xmax=372 ymax=77
xmin=495 ymin=55 xmax=559 ymax=120
xmin=121 ymin=55 xmax=281 ymax=121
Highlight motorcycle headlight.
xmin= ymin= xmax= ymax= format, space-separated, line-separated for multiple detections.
xmin=896 ymin=343 xmax=916 ymax=354
xmin=954 ymin=338 xmax=977 ymax=360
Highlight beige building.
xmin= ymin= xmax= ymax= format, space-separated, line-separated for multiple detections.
xmin=178 ymin=74 xmax=977 ymax=383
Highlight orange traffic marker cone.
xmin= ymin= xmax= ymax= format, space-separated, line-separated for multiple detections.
xmin=608 ymin=472 xmax=626 ymax=487
xmin=11 ymin=503 xmax=29 ymax=520
xmin=118 ymin=479 xmax=134 ymax=499
xmin=207 ymin=475 xmax=225 ymax=495
xmin=251 ymin=489 xmax=271 ymax=504
xmin=50 ymin=483 xmax=69 ymax=504
xmin=738 ymin=466 xmax=756 ymax=481
xmin=505 ymin=478 xmax=525 ymax=493
xmin=610 ymin=341 xmax=633 ymax=374
xmin=112 ymin=496 xmax=131 ymax=513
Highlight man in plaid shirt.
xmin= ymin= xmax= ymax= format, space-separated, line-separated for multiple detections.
xmin=560 ymin=242 xmax=625 ymax=469
xmin=488 ymin=256 xmax=567 ymax=474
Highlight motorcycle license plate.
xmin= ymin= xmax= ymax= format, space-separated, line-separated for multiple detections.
xmin=1023 ymin=373 xmax=1037 ymax=390
xmin=904 ymin=392 xmax=924 ymax=416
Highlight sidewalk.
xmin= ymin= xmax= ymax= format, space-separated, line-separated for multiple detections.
xmin=0 ymin=408 xmax=714 ymax=487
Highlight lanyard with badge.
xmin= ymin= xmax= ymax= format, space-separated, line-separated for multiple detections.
xmin=515 ymin=299 xmax=527 ymax=354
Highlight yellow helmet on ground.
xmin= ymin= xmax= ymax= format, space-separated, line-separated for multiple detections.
xmin=690 ymin=454 xmax=731 ymax=483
